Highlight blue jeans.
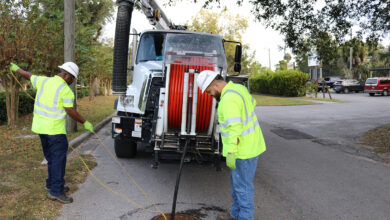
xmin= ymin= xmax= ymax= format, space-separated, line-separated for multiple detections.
xmin=230 ymin=156 xmax=259 ymax=220
xmin=39 ymin=134 xmax=68 ymax=196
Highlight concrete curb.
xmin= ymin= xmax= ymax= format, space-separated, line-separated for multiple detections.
xmin=66 ymin=114 xmax=113 ymax=154
xmin=41 ymin=114 xmax=113 ymax=165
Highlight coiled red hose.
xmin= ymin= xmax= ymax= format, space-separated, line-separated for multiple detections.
xmin=168 ymin=57 xmax=214 ymax=132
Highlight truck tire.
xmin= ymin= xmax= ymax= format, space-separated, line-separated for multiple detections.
xmin=343 ymin=88 xmax=349 ymax=93
xmin=384 ymin=90 xmax=389 ymax=96
xmin=114 ymin=135 xmax=137 ymax=158
xmin=112 ymin=1 xmax=134 ymax=93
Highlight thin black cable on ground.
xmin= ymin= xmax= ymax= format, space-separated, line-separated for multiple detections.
xmin=171 ymin=140 xmax=189 ymax=220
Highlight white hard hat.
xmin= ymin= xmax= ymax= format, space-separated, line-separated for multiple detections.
xmin=197 ymin=70 xmax=219 ymax=93
xmin=58 ymin=62 xmax=79 ymax=78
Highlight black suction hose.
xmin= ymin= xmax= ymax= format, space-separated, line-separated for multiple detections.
xmin=170 ymin=140 xmax=189 ymax=220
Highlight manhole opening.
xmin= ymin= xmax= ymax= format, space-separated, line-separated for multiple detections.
xmin=152 ymin=213 xmax=200 ymax=220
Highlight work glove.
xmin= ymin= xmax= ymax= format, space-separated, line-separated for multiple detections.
xmin=83 ymin=121 xmax=94 ymax=133
xmin=10 ymin=63 xmax=20 ymax=72
xmin=226 ymin=153 xmax=236 ymax=170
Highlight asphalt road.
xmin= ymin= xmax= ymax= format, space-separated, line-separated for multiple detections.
xmin=59 ymin=92 xmax=390 ymax=220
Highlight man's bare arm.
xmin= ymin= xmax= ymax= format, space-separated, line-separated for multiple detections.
xmin=16 ymin=69 xmax=32 ymax=81
xmin=64 ymin=107 xmax=86 ymax=124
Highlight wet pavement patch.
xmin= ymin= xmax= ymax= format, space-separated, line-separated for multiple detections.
xmin=119 ymin=203 xmax=226 ymax=220
xmin=271 ymin=128 xmax=314 ymax=140
xmin=151 ymin=205 xmax=226 ymax=220
xmin=152 ymin=213 xmax=200 ymax=220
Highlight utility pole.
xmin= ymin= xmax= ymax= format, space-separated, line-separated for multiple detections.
xmin=268 ymin=48 xmax=271 ymax=70
xmin=65 ymin=0 xmax=77 ymax=132
xmin=349 ymin=47 xmax=353 ymax=78
xmin=349 ymin=29 xmax=353 ymax=79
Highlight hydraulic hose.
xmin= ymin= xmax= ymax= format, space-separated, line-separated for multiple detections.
xmin=168 ymin=63 xmax=214 ymax=132
xmin=170 ymin=140 xmax=189 ymax=220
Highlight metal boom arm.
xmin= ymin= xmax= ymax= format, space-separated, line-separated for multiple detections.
xmin=136 ymin=0 xmax=172 ymax=30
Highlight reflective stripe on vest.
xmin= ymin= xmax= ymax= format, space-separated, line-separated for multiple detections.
xmin=34 ymin=108 xmax=66 ymax=119
xmin=219 ymin=110 xmax=257 ymax=128
xmin=32 ymin=76 xmax=38 ymax=88
xmin=34 ymin=78 xmax=67 ymax=118
xmin=220 ymin=120 xmax=259 ymax=137
xmin=63 ymin=98 xmax=74 ymax=103
xmin=220 ymin=89 xmax=259 ymax=137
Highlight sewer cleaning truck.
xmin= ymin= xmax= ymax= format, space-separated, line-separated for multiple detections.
xmin=111 ymin=0 xmax=246 ymax=169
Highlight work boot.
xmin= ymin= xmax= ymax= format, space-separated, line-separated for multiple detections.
xmin=47 ymin=193 xmax=73 ymax=204
xmin=45 ymin=185 xmax=70 ymax=193
xmin=217 ymin=215 xmax=237 ymax=220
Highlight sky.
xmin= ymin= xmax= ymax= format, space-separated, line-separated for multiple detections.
xmin=101 ymin=0 xmax=287 ymax=70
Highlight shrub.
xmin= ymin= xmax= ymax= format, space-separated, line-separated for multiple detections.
xmin=77 ymin=87 xmax=89 ymax=99
xmin=0 ymin=90 xmax=36 ymax=123
xmin=250 ymin=70 xmax=309 ymax=97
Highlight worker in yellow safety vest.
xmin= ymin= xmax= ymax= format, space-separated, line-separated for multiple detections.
xmin=10 ymin=62 xmax=94 ymax=204
xmin=196 ymin=70 xmax=266 ymax=220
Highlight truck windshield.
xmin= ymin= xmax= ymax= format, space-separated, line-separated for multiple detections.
xmin=365 ymin=78 xmax=378 ymax=85
xmin=136 ymin=32 xmax=165 ymax=63
xmin=164 ymin=33 xmax=227 ymax=69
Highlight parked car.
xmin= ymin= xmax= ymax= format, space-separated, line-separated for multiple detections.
xmin=324 ymin=76 xmax=342 ymax=88
xmin=364 ymin=77 xmax=390 ymax=96
xmin=333 ymin=79 xmax=364 ymax=93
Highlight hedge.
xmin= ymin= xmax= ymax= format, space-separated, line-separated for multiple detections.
xmin=0 ymin=90 xmax=36 ymax=122
xmin=0 ymin=87 xmax=95 ymax=123
xmin=77 ymin=87 xmax=89 ymax=98
xmin=250 ymin=70 xmax=309 ymax=97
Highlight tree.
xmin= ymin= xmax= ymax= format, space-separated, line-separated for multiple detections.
xmin=283 ymin=53 xmax=292 ymax=63
xmin=296 ymin=53 xmax=309 ymax=74
xmin=0 ymin=0 xmax=115 ymax=126
xmin=277 ymin=60 xmax=287 ymax=71
xmin=169 ymin=0 xmax=389 ymax=54
xmin=188 ymin=8 xmax=258 ymax=74
xmin=0 ymin=0 xmax=63 ymax=127
xmin=247 ymin=60 xmax=268 ymax=76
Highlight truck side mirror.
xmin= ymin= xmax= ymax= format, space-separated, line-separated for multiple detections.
xmin=234 ymin=44 xmax=242 ymax=63
xmin=234 ymin=44 xmax=242 ymax=73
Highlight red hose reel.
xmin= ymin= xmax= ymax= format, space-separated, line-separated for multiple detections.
xmin=168 ymin=58 xmax=214 ymax=132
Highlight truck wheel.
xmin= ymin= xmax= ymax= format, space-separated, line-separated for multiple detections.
xmin=114 ymin=135 xmax=137 ymax=158
xmin=343 ymin=88 xmax=349 ymax=93
xmin=369 ymin=93 xmax=375 ymax=96
xmin=383 ymin=90 xmax=389 ymax=96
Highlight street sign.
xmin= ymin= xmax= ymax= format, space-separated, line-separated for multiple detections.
xmin=308 ymin=56 xmax=320 ymax=67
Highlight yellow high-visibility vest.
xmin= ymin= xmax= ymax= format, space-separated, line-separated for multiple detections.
xmin=30 ymin=75 xmax=74 ymax=134
xmin=218 ymin=81 xmax=266 ymax=159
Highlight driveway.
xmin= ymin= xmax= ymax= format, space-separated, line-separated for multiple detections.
xmin=59 ymin=92 xmax=390 ymax=220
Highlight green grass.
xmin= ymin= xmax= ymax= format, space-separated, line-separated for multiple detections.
xmin=252 ymin=94 xmax=319 ymax=106
xmin=0 ymin=95 xmax=117 ymax=219
xmin=67 ymin=95 xmax=118 ymax=140
xmin=360 ymin=124 xmax=390 ymax=154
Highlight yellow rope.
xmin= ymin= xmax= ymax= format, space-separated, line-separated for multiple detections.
xmin=92 ymin=132 xmax=166 ymax=218
xmin=69 ymin=144 xmax=165 ymax=216
xmin=9 ymin=70 xmax=167 ymax=220
xmin=9 ymin=69 xmax=36 ymax=100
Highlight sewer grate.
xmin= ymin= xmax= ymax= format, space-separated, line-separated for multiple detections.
xmin=152 ymin=213 xmax=200 ymax=220
xmin=271 ymin=128 xmax=314 ymax=140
